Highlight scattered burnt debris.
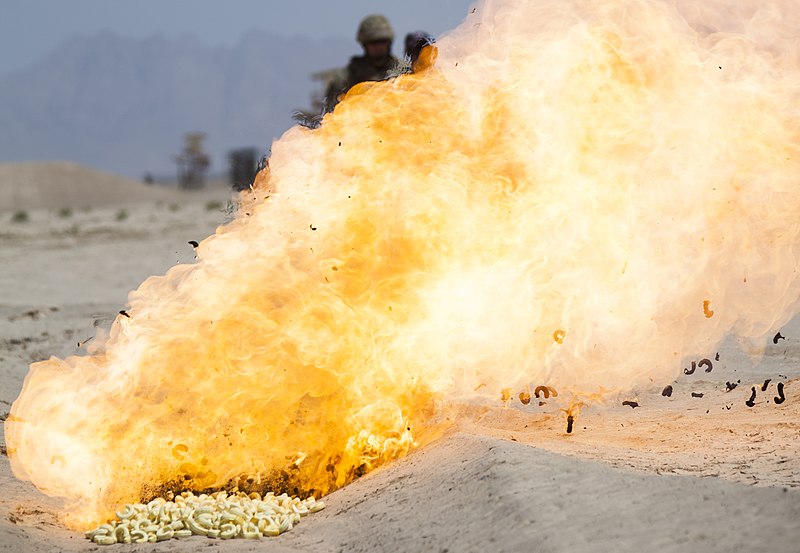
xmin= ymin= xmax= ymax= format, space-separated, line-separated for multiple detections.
xmin=622 ymin=401 xmax=639 ymax=408
xmin=773 ymin=332 xmax=785 ymax=344
xmin=684 ymin=358 xmax=713 ymax=375
xmin=691 ymin=392 xmax=704 ymax=398
xmin=77 ymin=336 xmax=94 ymax=348
xmin=725 ymin=381 xmax=739 ymax=392
xmin=774 ymin=382 xmax=786 ymax=405
xmin=119 ymin=310 xmax=131 ymax=318
xmin=745 ymin=387 xmax=757 ymax=408
xmin=662 ymin=385 xmax=673 ymax=397
xmin=566 ymin=415 xmax=574 ymax=434
xmin=761 ymin=379 xmax=772 ymax=392
xmin=698 ymin=358 xmax=713 ymax=373
xmin=715 ymin=352 xmax=720 ymax=361
xmin=518 ymin=391 xmax=531 ymax=405
xmin=534 ymin=386 xmax=557 ymax=399
xmin=188 ymin=240 xmax=199 ymax=248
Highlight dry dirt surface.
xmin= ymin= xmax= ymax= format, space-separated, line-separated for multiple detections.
xmin=0 ymin=164 xmax=798 ymax=552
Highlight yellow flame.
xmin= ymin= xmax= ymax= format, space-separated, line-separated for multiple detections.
xmin=6 ymin=0 xmax=800 ymax=527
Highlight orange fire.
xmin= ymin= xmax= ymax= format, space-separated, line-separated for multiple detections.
xmin=6 ymin=0 xmax=800 ymax=528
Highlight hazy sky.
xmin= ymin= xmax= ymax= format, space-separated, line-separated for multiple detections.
xmin=1 ymin=0 xmax=478 ymax=77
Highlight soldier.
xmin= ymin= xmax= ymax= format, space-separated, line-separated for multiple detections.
xmin=404 ymin=31 xmax=435 ymax=67
xmin=323 ymin=14 xmax=403 ymax=113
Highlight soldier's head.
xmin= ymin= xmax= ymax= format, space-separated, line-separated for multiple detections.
xmin=404 ymin=31 xmax=434 ymax=65
xmin=357 ymin=15 xmax=394 ymax=63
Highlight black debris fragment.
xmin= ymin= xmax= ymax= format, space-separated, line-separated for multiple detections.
xmin=662 ymin=385 xmax=673 ymax=397
xmin=691 ymin=392 xmax=704 ymax=398
xmin=698 ymin=358 xmax=713 ymax=373
xmin=761 ymin=379 xmax=771 ymax=392
xmin=77 ymin=336 xmax=94 ymax=348
xmin=725 ymin=381 xmax=738 ymax=392
xmin=0 ymin=412 xmax=7 ymax=421
xmin=566 ymin=415 xmax=574 ymax=434
xmin=773 ymin=332 xmax=785 ymax=344
xmin=745 ymin=387 xmax=757 ymax=408
xmin=119 ymin=310 xmax=131 ymax=318
xmin=0 ymin=445 xmax=6 ymax=456
xmin=715 ymin=352 xmax=720 ymax=361
xmin=622 ymin=401 xmax=639 ymax=408
xmin=774 ymin=382 xmax=786 ymax=405
xmin=188 ymin=240 xmax=199 ymax=248
xmin=684 ymin=361 xmax=697 ymax=375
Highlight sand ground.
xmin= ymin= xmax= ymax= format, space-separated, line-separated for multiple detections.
xmin=0 ymin=165 xmax=798 ymax=552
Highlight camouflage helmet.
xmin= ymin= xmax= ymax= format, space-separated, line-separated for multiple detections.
xmin=357 ymin=14 xmax=394 ymax=44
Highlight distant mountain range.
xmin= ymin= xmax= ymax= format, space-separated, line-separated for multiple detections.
xmin=0 ymin=31 xmax=354 ymax=179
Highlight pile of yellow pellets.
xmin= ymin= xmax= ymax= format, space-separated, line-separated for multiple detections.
xmin=84 ymin=490 xmax=325 ymax=544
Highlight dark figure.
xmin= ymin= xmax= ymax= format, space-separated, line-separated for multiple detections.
xmin=323 ymin=15 xmax=402 ymax=113
xmin=404 ymin=31 xmax=435 ymax=69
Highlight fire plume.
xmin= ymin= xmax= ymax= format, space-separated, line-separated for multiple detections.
xmin=6 ymin=0 xmax=800 ymax=527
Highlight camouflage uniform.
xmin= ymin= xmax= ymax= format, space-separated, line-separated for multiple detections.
xmin=323 ymin=15 xmax=403 ymax=113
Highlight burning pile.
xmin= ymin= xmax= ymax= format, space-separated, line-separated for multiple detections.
xmin=6 ymin=0 xmax=800 ymax=529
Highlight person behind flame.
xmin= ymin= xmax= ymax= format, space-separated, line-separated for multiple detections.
xmin=404 ymin=31 xmax=435 ymax=72
xmin=322 ymin=14 xmax=403 ymax=113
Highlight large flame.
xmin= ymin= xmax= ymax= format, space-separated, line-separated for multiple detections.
xmin=6 ymin=0 xmax=800 ymax=527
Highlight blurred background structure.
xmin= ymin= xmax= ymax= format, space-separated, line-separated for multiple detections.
xmin=174 ymin=133 xmax=210 ymax=190
xmin=227 ymin=147 xmax=259 ymax=192
xmin=0 ymin=1 xmax=475 ymax=189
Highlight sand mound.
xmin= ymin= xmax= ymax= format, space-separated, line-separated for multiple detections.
xmin=0 ymin=162 xmax=181 ymax=212
xmin=292 ymin=433 xmax=800 ymax=553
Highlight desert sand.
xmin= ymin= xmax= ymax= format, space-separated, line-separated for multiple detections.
xmin=0 ymin=163 xmax=798 ymax=552
xmin=0 ymin=163 xmax=189 ymax=213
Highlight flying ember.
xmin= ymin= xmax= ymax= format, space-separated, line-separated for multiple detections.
xmin=6 ymin=0 xmax=800 ymax=528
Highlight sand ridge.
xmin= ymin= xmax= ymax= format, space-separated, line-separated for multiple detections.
xmin=0 ymin=161 xmax=214 ymax=212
